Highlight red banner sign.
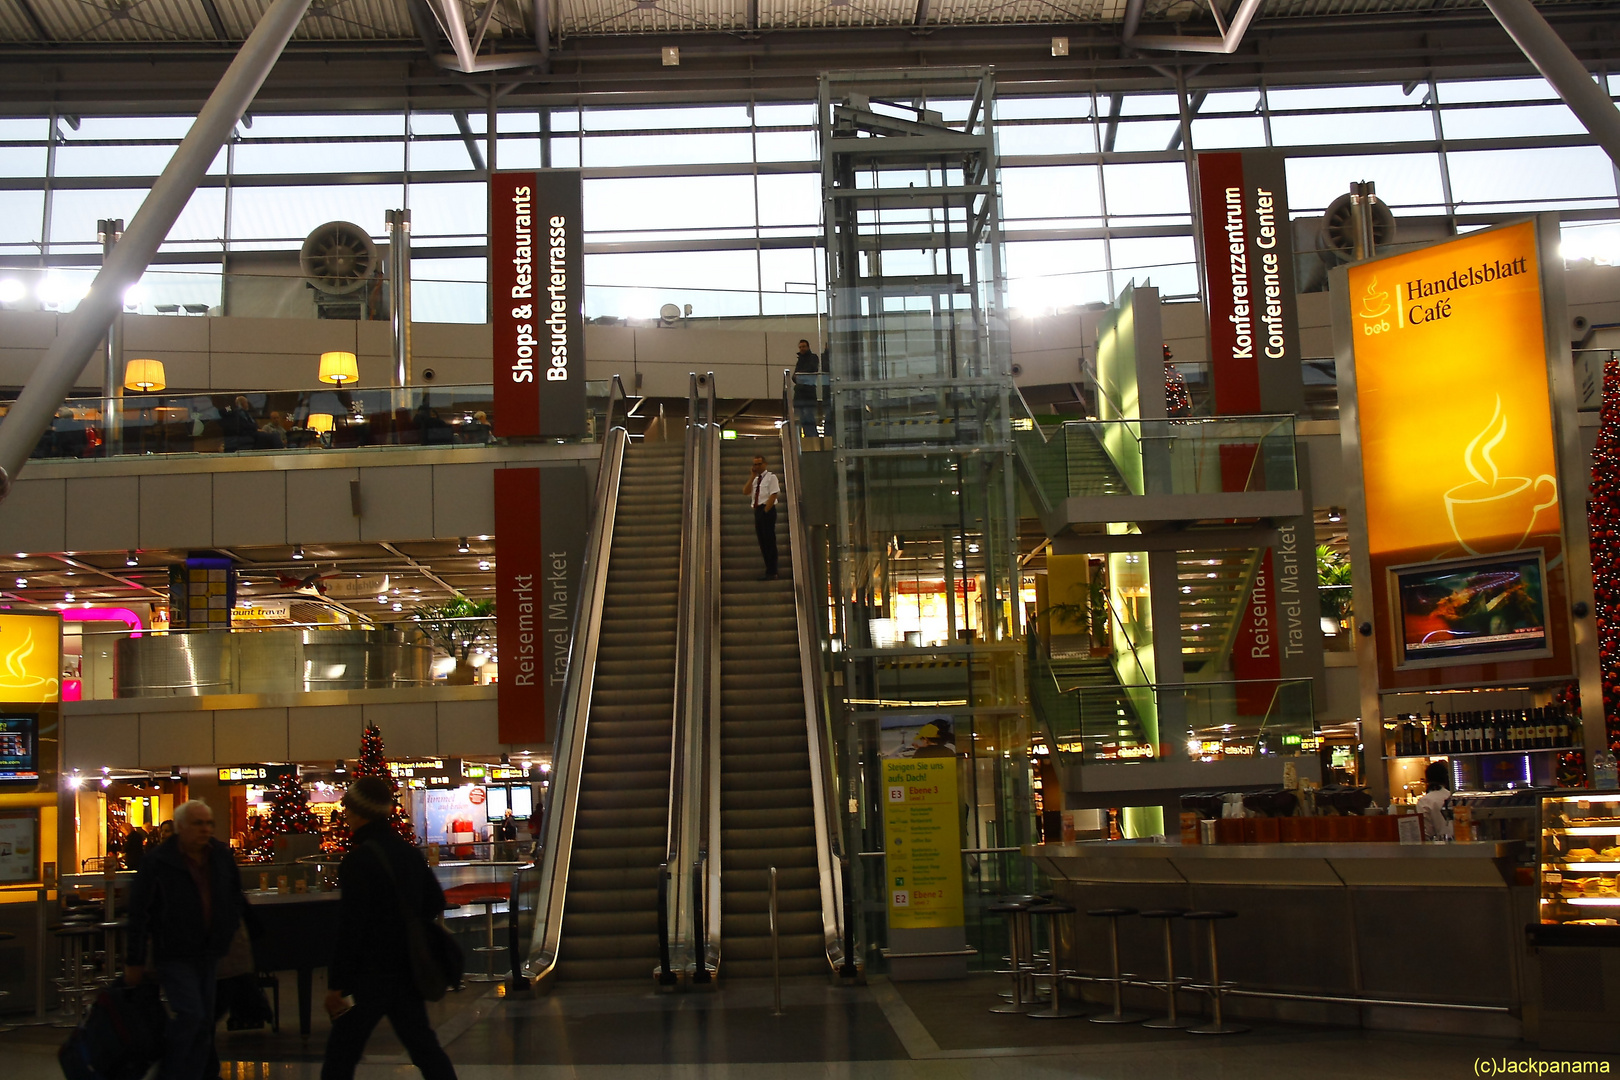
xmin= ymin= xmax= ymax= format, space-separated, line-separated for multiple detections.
xmin=491 ymin=170 xmax=587 ymax=438
xmin=1230 ymin=549 xmax=1283 ymax=715
xmin=1196 ymin=150 xmax=1303 ymax=417
xmin=494 ymin=465 xmax=588 ymax=746
xmin=495 ymin=468 xmax=546 ymax=744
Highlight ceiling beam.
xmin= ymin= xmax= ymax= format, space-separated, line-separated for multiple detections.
xmin=403 ymin=0 xmax=448 ymax=55
xmin=453 ymin=107 xmax=487 ymax=170
xmin=378 ymin=541 xmax=465 ymax=598
xmin=10 ymin=0 xmax=53 ymax=41
xmin=197 ymin=0 xmax=230 ymax=41
xmin=1166 ymin=87 xmax=1206 ymax=150
xmin=1101 ymin=91 xmax=1123 ymax=153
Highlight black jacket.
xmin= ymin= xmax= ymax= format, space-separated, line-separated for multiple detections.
xmin=328 ymin=819 xmax=448 ymax=996
xmin=126 ymin=836 xmax=249 ymax=965
xmin=792 ymin=350 xmax=822 ymax=402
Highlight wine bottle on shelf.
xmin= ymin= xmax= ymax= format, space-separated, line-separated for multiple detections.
xmin=1435 ymin=716 xmax=1450 ymax=755
xmin=1426 ymin=706 xmax=1437 ymax=755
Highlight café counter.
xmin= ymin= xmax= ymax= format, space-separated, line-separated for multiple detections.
xmin=1026 ymin=839 xmax=1533 ymax=1037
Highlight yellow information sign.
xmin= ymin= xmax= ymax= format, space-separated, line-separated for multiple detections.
xmin=0 ymin=613 xmax=60 ymax=704
xmin=882 ymin=758 xmax=964 ymax=930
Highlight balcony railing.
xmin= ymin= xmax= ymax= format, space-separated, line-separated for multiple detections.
xmin=1014 ymin=410 xmax=1298 ymax=509
xmin=1031 ymin=641 xmax=1316 ymax=765
xmin=5 ymin=381 xmax=617 ymax=462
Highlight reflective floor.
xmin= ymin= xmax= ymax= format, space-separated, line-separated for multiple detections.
xmin=5 ymin=973 xmax=1616 ymax=1079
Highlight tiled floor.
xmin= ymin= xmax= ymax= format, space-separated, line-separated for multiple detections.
xmin=5 ymin=973 xmax=1617 ymax=1080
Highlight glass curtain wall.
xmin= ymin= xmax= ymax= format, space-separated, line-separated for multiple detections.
xmin=0 ymin=73 xmax=1615 ymax=322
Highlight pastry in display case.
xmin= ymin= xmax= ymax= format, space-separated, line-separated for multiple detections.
xmin=1539 ymin=792 xmax=1620 ymax=935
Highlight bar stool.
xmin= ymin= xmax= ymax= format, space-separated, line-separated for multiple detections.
xmin=52 ymin=922 xmax=103 ymax=1026
xmin=987 ymin=896 xmax=1037 ymax=1014
xmin=444 ymin=882 xmax=511 ymax=983
xmin=1086 ymin=907 xmax=1146 ymax=1024
xmin=1025 ymin=901 xmax=1085 ymax=1018
xmin=1137 ymin=908 xmax=1192 ymax=1029
xmin=1184 ymin=910 xmax=1247 ymax=1035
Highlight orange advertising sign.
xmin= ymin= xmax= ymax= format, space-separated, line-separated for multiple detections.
xmin=1345 ymin=220 xmax=1569 ymax=686
xmin=1349 ymin=221 xmax=1557 ymax=562
xmin=0 ymin=612 xmax=60 ymax=704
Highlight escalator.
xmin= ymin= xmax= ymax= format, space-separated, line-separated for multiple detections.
xmin=527 ymin=373 xmax=844 ymax=989
xmin=524 ymin=370 xmax=694 ymax=985
xmin=713 ymin=440 xmax=827 ymax=976
xmin=552 ymin=439 xmax=686 ymax=980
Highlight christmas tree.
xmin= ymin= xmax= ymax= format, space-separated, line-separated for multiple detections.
xmin=1590 ymin=355 xmax=1620 ymax=747
xmin=347 ymin=724 xmax=416 ymax=845
xmin=1164 ymin=344 xmax=1193 ymax=419
xmin=255 ymin=769 xmax=319 ymax=859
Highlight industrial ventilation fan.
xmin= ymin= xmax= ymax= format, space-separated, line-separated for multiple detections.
xmin=1319 ymin=190 xmax=1397 ymax=263
xmin=300 ymin=220 xmax=382 ymax=320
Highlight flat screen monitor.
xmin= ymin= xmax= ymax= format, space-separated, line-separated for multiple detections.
xmin=0 ymin=714 xmax=37 ymax=783
xmin=1391 ymin=553 xmax=1551 ymax=667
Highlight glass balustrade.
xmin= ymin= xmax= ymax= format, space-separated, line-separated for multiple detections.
xmin=1013 ymin=402 xmax=1298 ymax=506
xmin=1029 ymin=636 xmax=1316 ymax=766
xmin=3 ymin=381 xmax=616 ymax=462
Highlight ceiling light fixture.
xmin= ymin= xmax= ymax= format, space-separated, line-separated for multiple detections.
xmin=457 ymin=537 xmax=470 ymax=554
xmin=1327 ymin=507 xmax=1344 ymax=523
xmin=125 ymin=551 xmax=138 ymax=567
xmin=14 ymin=577 xmax=24 ymax=589
xmin=64 ymin=590 xmax=75 ymax=601
xmin=292 ymin=545 xmax=305 ymax=560
xmin=478 ymin=560 xmax=491 ymax=571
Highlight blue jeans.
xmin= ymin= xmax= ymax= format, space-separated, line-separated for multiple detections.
xmin=156 ymin=958 xmax=218 ymax=1080
xmin=795 ymin=400 xmax=819 ymax=435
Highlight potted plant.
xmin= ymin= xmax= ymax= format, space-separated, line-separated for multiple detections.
xmin=413 ymin=598 xmax=495 ymax=684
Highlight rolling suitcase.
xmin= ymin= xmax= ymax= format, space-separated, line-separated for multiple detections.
xmin=59 ymin=981 xmax=168 ymax=1080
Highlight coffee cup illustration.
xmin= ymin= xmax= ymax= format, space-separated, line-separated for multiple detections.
xmin=1443 ymin=396 xmax=1558 ymax=555
xmin=1359 ymin=276 xmax=1390 ymax=319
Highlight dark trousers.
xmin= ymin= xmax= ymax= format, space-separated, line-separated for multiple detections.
xmin=321 ymin=986 xmax=457 ymax=1080
xmin=754 ymin=505 xmax=778 ymax=577
xmin=156 ymin=958 xmax=218 ymax=1080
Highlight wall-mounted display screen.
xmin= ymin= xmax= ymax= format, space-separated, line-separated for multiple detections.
xmin=0 ymin=714 xmax=38 ymax=782
xmin=1392 ymin=553 xmax=1551 ymax=667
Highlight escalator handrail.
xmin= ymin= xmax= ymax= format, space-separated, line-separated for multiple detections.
xmin=699 ymin=374 xmax=723 ymax=980
xmin=779 ymin=367 xmax=849 ymax=974
xmin=661 ymin=371 xmax=706 ymax=982
xmin=521 ymin=420 xmax=628 ymax=987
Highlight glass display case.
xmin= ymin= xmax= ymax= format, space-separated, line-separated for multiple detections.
xmin=1539 ymin=792 xmax=1620 ymax=928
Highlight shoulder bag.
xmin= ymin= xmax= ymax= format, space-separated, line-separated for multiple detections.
xmin=362 ymin=840 xmax=464 ymax=1001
